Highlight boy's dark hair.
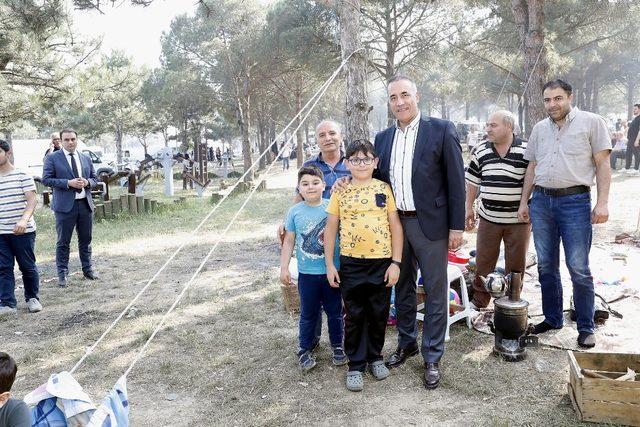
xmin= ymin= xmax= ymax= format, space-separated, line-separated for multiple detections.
xmin=634 ymin=103 xmax=640 ymax=109
xmin=542 ymin=79 xmax=572 ymax=95
xmin=0 ymin=139 xmax=10 ymax=153
xmin=59 ymin=128 xmax=77 ymax=138
xmin=0 ymin=352 xmax=18 ymax=393
xmin=297 ymin=165 xmax=324 ymax=183
xmin=345 ymin=140 xmax=377 ymax=159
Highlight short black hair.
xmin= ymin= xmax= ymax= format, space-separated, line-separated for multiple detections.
xmin=542 ymin=79 xmax=572 ymax=95
xmin=297 ymin=165 xmax=324 ymax=183
xmin=0 ymin=352 xmax=18 ymax=393
xmin=59 ymin=128 xmax=77 ymax=138
xmin=345 ymin=140 xmax=377 ymax=159
xmin=634 ymin=103 xmax=640 ymax=109
xmin=0 ymin=139 xmax=10 ymax=153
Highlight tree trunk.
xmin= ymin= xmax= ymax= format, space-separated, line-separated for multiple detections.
xmin=465 ymin=101 xmax=470 ymax=121
xmin=295 ymin=78 xmax=304 ymax=168
xmin=338 ymin=0 xmax=370 ymax=143
xmin=384 ymin=3 xmax=395 ymax=125
xmin=115 ymin=124 xmax=123 ymax=164
xmin=512 ymin=0 xmax=548 ymax=136
xmin=238 ymin=73 xmax=253 ymax=182
xmin=628 ymin=79 xmax=636 ymax=121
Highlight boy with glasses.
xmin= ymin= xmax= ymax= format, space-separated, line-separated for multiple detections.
xmin=324 ymin=140 xmax=403 ymax=391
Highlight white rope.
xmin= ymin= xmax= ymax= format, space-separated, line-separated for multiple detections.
xmin=495 ymin=41 xmax=523 ymax=106
xmin=122 ymin=61 xmax=342 ymax=377
xmin=69 ymin=48 xmax=362 ymax=375
xmin=516 ymin=42 xmax=545 ymax=109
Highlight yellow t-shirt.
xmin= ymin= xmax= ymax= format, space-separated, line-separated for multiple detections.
xmin=326 ymin=178 xmax=397 ymax=259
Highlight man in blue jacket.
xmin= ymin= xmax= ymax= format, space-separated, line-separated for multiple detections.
xmin=376 ymin=75 xmax=465 ymax=390
xmin=42 ymin=129 xmax=99 ymax=287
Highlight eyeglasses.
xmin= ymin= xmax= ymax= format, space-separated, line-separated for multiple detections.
xmin=347 ymin=157 xmax=375 ymax=166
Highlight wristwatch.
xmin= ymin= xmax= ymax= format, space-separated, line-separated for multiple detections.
xmin=391 ymin=260 xmax=402 ymax=268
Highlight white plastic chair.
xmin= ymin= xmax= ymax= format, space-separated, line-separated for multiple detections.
xmin=416 ymin=264 xmax=473 ymax=342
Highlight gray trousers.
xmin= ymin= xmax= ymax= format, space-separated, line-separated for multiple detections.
xmin=395 ymin=217 xmax=448 ymax=363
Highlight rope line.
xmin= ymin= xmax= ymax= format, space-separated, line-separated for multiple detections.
xmin=69 ymin=48 xmax=362 ymax=375
xmin=517 ymin=42 xmax=545 ymax=109
xmin=495 ymin=41 xmax=523 ymax=106
xmin=122 ymin=61 xmax=341 ymax=377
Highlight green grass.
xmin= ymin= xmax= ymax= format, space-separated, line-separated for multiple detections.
xmin=33 ymin=179 xmax=292 ymax=263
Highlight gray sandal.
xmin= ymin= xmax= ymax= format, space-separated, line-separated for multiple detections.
xmin=368 ymin=360 xmax=390 ymax=380
xmin=346 ymin=371 xmax=364 ymax=392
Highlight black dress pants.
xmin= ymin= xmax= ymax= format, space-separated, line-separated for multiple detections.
xmin=339 ymin=256 xmax=391 ymax=372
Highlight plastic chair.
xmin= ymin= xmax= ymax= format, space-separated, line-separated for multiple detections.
xmin=416 ymin=264 xmax=473 ymax=342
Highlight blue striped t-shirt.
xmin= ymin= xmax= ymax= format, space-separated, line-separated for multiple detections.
xmin=0 ymin=170 xmax=37 ymax=234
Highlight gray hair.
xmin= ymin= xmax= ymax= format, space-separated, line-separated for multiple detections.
xmin=387 ymin=75 xmax=418 ymax=93
xmin=316 ymin=119 xmax=342 ymax=134
xmin=491 ymin=110 xmax=516 ymax=130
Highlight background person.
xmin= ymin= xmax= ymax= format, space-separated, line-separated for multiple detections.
xmin=0 ymin=352 xmax=31 ymax=427
xmin=0 ymin=139 xmax=42 ymax=315
xmin=42 ymin=129 xmax=99 ymax=288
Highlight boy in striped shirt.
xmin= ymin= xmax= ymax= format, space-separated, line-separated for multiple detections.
xmin=0 ymin=139 xmax=42 ymax=315
xmin=465 ymin=111 xmax=530 ymax=309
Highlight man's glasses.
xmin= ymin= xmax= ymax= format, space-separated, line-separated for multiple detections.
xmin=347 ymin=157 xmax=375 ymax=166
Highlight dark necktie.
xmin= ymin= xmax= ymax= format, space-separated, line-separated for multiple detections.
xmin=69 ymin=152 xmax=83 ymax=193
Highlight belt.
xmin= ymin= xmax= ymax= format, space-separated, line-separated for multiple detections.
xmin=534 ymin=185 xmax=590 ymax=197
xmin=397 ymin=209 xmax=417 ymax=217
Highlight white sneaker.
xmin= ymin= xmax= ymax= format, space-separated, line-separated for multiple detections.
xmin=0 ymin=306 xmax=17 ymax=316
xmin=27 ymin=298 xmax=42 ymax=313
xmin=629 ymin=169 xmax=640 ymax=176
xmin=620 ymin=168 xmax=628 ymax=175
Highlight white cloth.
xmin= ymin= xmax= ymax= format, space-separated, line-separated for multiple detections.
xmin=390 ymin=112 xmax=421 ymax=210
xmin=62 ymin=148 xmax=86 ymax=199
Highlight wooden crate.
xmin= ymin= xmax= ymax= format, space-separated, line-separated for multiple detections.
xmin=567 ymin=350 xmax=640 ymax=426
xmin=280 ymin=284 xmax=300 ymax=313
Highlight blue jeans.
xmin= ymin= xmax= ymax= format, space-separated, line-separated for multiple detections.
xmin=297 ymin=273 xmax=343 ymax=353
xmin=530 ymin=190 xmax=594 ymax=333
xmin=0 ymin=232 xmax=40 ymax=308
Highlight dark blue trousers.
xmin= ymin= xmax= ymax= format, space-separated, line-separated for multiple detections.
xmin=297 ymin=273 xmax=344 ymax=354
xmin=0 ymin=232 xmax=40 ymax=308
xmin=530 ymin=190 xmax=595 ymax=333
xmin=55 ymin=198 xmax=93 ymax=278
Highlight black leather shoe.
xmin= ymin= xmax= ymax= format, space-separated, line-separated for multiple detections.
xmin=423 ymin=362 xmax=440 ymax=390
xmin=57 ymin=276 xmax=68 ymax=288
xmin=83 ymin=270 xmax=99 ymax=280
xmin=384 ymin=343 xmax=419 ymax=368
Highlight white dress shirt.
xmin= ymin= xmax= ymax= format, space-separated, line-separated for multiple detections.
xmin=62 ymin=148 xmax=86 ymax=199
xmin=390 ymin=112 xmax=421 ymax=211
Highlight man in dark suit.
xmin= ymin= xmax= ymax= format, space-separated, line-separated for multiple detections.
xmin=42 ymin=129 xmax=99 ymax=287
xmin=376 ymin=75 xmax=465 ymax=389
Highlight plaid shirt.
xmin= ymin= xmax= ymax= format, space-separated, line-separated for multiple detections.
xmin=303 ymin=152 xmax=350 ymax=199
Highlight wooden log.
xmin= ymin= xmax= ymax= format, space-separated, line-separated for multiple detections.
xmin=94 ymin=204 xmax=105 ymax=221
xmin=257 ymin=180 xmax=266 ymax=191
xmin=144 ymin=198 xmax=151 ymax=213
xmin=136 ymin=196 xmax=144 ymax=213
xmin=43 ymin=191 xmax=51 ymax=206
xmin=127 ymin=174 xmax=136 ymax=194
xmin=128 ymin=194 xmax=137 ymax=214
xmin=120 ymin=194 xmax=128 ymax=212
xmin=150 ymin=199 xmax=157 ymax=213
xmin=112 ymin=198 xmax=121 ymax=215
xmin=103 ymin=200 xmax=113 ymax=219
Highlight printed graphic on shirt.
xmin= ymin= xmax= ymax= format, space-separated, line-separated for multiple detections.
xmin=285 ymin=200 xmax=339 ymax=274
xmin=326 ymin=179 xmax=397 ymax=259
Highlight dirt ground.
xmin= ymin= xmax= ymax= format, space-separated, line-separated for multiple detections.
xmin=1 ymin=169 xmax=639 ymax=426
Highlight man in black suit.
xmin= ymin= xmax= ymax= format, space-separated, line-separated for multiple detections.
xmin=376 ymin=75 xmax=465 ymax=389
xmin=42 ymin=129 xmax=99 ymax=287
